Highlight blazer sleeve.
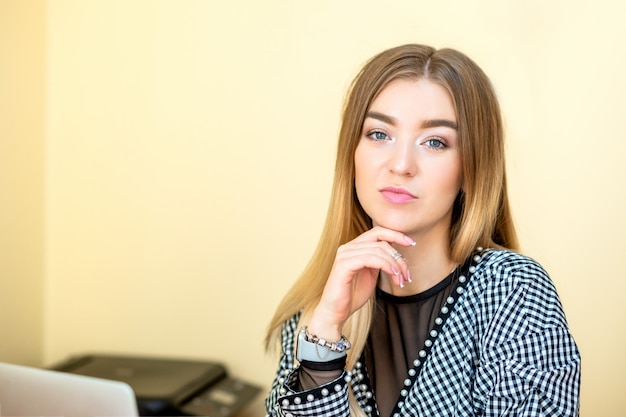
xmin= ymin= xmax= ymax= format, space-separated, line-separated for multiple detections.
xmin=265 ymin=312 xmax=352 ymax=417
xmin=472 ymin=259 xmax=581 ymax=417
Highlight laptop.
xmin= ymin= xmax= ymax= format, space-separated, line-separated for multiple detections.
xmin=0 ymin=361 xmax=139 ymax=417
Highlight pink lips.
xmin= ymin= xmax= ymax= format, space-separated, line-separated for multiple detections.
xmin=380 ymin=186 xmax=417 ymax=204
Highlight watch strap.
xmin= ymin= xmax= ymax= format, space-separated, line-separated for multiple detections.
xmin=296 ymin=329 xmax=347 ymax=362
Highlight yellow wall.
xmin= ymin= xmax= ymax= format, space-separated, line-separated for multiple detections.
xmin=2 ymin=1 xmax=625 ymax=415
xmin=0 ymin=0 xmax=45 ymax=366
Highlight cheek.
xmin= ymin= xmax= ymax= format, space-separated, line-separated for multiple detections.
xmin=449 ymin=163 xmax=463 ymax=190
xmin=353 ymin=145 xmax=369 ymax=186
xmin=430 ymin=157 xmax=463 ymax=195
xmin=353 ymin=145 xmax=375 ymax=203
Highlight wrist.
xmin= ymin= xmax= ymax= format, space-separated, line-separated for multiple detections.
xmin=307 ymin=309 xmax=343 ymax=341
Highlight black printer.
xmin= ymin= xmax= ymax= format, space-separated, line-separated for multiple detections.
xmin=51 ymin=354 xmax=261 ymax=416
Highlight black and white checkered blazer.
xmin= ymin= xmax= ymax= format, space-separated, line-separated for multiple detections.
xmin=266 ymin=249 xmax=580 ymax=416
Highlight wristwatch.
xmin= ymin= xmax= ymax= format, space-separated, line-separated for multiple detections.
xmin=296 ymin=328 xmax=350 ymax=362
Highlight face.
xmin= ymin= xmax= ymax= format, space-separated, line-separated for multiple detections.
xmin=354 ymin=78 xmax=462 ymax=239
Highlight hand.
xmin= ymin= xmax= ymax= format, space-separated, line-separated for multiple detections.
xmin=306 ymin=226 xmax=415 ymax=341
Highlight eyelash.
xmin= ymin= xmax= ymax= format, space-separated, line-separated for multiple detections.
xmin=366 ymin=130 xmax=390 ymax=142
xmin=424 ymin=138 xmax=447 ymax=150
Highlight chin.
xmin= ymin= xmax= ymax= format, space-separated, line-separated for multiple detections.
xmin=371 ymin=217 xmax=416 ymax=234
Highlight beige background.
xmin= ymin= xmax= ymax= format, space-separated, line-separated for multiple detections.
xmin=2 ymin=1 xmax=625 ymax=415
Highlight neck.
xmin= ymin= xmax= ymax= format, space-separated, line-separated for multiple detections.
xmin=378 ymin=236 xmax=456 ymax=296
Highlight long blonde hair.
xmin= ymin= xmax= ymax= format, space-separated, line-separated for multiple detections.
xmin=265 ymin=44 xmax=518 ymax=414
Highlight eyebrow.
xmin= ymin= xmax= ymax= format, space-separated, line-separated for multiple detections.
xmin=365 ymin=111 xmax=458 ymax=130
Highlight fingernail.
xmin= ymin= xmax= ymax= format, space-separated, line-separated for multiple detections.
xmin=404 ymin=236 xmax=416 ymax=246
xmin=391 ymin=266 xmax=400 ymax=276
xmin=406 ymin=269 xmax=413 ymax=283
xmin=400 ymin=277 xmax=405 ymax=288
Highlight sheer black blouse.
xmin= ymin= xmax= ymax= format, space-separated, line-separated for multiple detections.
xmin=297 ymin=266 xmax=462 ymax=417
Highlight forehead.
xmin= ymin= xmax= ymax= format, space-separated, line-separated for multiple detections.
xmin=368 ymin=78 xmax=456 ymax=123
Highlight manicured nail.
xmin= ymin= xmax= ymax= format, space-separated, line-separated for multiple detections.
xmin=400 ymin=277 xmax=405 ymax=288
xmin=406 ymin=269 xmax=413 ymax=283
xmin=391 ymin=266 xmax=400 ymax=276
xmin=404 ymin=236 xmax=416 ymax=246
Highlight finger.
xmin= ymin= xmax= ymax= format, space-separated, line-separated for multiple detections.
xmin=390 ymin=248 xmax=406 ymax=263
xmin=336 ymin=243 xmax=407 ymax=287
xmin=352 ymin=226 xmax=416 ymax=247
xmin=389 ymin=248 xmax=411 ymax=284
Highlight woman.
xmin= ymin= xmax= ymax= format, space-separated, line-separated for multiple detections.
xmin=265 ymin=44 xmax=580 ymax=417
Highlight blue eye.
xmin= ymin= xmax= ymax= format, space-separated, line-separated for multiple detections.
xmin=425 ymin=138 xmax=446 ymax=149
xmin=367 ymin=130 xmax=389 ymax=141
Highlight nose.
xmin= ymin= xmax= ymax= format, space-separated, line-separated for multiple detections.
xmin=388 ymin=140 xmax=417 ymax=177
